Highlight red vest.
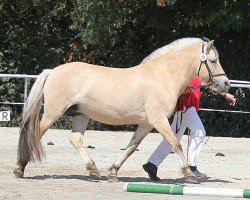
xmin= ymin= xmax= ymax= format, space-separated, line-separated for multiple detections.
xmin=175 ymin=76 xmax=201 ymax=112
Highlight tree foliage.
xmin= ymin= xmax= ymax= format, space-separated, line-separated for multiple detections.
xmin=0 ymin=0 xmax=249 ymax=137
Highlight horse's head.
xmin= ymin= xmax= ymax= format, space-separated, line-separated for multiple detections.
xmin=197 ymin=39 xmax=230 ymax=93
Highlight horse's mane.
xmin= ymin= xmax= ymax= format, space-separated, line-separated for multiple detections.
xmin=142 ymin=38 xmax=202 ymax=63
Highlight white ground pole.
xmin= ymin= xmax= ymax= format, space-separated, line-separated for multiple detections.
xmin=124 ymin=183 xmax=250 ymax=198
xmin=183 ymin=186 xmax=249 ymax=198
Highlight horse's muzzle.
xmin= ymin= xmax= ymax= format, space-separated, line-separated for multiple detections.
xmin=219 ymin=80 xmax=230 ymax=93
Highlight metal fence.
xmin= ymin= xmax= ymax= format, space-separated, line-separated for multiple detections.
xmin=1 ymin=73 xmax=250 ymax=114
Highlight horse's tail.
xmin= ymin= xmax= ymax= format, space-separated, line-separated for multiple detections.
xmin=17 ymin=69 xmax=51 ymax=164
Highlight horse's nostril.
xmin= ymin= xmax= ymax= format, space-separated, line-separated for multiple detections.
xmin=225 ymin=81 xmax=230 ymax=87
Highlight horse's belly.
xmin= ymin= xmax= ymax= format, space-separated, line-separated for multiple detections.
xmin=77 ymin=104 xmax=147 ymax=125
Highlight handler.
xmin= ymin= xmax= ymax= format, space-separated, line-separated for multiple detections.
xmin=143 ymin=75 xmax=236 ymax=181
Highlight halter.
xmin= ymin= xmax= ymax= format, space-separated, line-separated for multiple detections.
xmin=197 ymin=41 xmax=227 ymax=86
xmin=175 ymin=40 xmax=228 ymax=134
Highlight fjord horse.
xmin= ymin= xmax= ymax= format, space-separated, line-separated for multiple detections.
xmin=13 ymin=38 xmax=230 ymax=183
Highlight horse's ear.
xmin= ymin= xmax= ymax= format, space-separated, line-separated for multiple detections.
xmin=205 ymin=40 xmax=214 ymax=53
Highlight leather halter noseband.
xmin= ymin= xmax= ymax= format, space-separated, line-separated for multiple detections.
xmin=197 ymin=41 xmax=227 ymax=85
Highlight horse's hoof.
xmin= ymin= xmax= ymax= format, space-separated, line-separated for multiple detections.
xmin=107 ymin=175 xmax=119 ymax=183
xmin=13 ymin=168 xmax=24 ymax=178
xmin=183 ymin=175 xmax=199 ymax=184
xmin=90 ymin=170 xmax=101 ymax=180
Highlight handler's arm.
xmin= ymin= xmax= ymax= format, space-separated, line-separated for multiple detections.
xmin=219 ymin=92 xmax=236 ymax=106
xmin=208 ymin=85 xmax=237 ymax=106
xmin=203 ymin=83 xmax=236 ymax=106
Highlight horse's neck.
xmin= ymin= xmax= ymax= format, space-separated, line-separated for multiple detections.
xmin=156 ymin=49 xmax=198 ymax=97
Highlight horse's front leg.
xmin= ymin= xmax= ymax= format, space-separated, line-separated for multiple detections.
xmin=151 ymin=115 xmax=198 ymax=183
xmin=108 ymin=125 xmax=152 ymax=182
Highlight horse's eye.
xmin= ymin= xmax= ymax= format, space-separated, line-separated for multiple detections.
xmin=210 ymin=60 xmax=216 ymax=64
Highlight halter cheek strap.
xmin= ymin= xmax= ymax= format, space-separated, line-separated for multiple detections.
xmin=198 ymin=42 xmax=227 ymax=83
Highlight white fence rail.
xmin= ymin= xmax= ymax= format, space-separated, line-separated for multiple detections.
xmin=229 ymin=80 xmax=250 ymax=89
xmin=1 ymin=74 xmax=250 ymax=114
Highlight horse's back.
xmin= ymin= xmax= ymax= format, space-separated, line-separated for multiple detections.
xmin=50 ymin=62 xmax=139 ymax=83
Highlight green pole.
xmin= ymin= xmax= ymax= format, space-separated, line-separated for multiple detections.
xmin=125 ymin=183 xmax=183 ymax=195
xmin=244 ymin=189 xmax=250 ymax=198
xmin=124 ymin=183 xmax=250 ymax=198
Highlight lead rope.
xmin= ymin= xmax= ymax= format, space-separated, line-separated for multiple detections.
xmin=204 ymin=88 xmax=242 ymax=150
xmin=177 ymin=87 xmax=195 ymax=164
xmin=176 ymin=85 xmax=209 ymax=164
xmin=175 ymin=85 xmax=208 ymax=134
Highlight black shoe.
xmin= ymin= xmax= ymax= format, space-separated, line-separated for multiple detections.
xmin=142 ymin=162 xmax=161 ymax=181
xmin=190 ymin=166 xmax=208 ymax=180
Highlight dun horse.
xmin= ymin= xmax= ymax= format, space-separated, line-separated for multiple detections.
xmin=13 ymin=38 xmax=230 ymax=183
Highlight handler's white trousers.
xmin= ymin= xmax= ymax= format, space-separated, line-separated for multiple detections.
xmin=148 ymin=106 xmax=206 ymax=167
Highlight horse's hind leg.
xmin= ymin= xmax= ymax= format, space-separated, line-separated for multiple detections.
xmin=108 ymin=125 xmax=152 ymax=182
xmin=69 ymin=114 xmax=101 ymax=180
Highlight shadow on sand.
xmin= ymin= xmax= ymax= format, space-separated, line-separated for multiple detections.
xmin=25 ymin=174 xmax=232 ymax=185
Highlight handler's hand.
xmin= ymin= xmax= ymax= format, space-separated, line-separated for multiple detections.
xmin=223 ymin=93 xmax=236 ymax=106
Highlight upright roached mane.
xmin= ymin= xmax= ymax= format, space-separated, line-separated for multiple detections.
xmin=143 ymin=38 xmax=202 ymax=62
xmin=13 ymin=37 xmax=230 ymax=184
